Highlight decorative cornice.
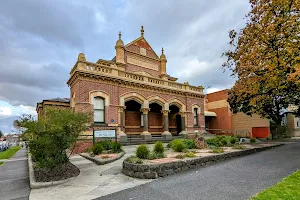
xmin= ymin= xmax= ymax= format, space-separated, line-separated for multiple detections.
xmin=67 ymin=71 xmax=205 ymax=98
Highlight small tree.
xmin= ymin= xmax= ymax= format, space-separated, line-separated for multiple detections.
xmin=18 ymin=109 xmax=90 ymax=169
xmin=0 ymin=130 xmax=3 ymax=138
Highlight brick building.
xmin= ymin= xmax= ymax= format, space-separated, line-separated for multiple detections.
xmin=36 ymin=98 xmax=70 ymax=119
xmin=57 ymin=26 xmax=205 ymax=142
xmin=204 ymin=89 xmax=270 ymax=138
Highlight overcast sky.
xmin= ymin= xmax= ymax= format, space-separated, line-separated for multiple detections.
xmin=0 ymin=0 xmax=251 ymax=133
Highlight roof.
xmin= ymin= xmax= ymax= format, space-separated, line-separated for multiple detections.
xmin=44 ymin=98 xmax=70 ymax=103
xmin=204 ymin=111 xmax=217 ymax=117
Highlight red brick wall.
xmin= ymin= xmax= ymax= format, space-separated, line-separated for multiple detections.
xmin=125 ymin=111 xmax=143 ymax=133
xmin=207 ymin=89 xmax=229 ymax=102
xmin=125 ymin=41 xmax=160 ymax=78
xmin=208 ymin=107 xmax=232 ymax=130
xmin=72 ymin=78 xmax=205 ymax=134
xmin=149 ymin=112 xmax=163 ymax=133
xmin=72 ymin=140 xmax=93 ymax=154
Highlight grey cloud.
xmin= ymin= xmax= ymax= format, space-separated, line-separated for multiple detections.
xmin=0 ymin=0 xmax=100 ymax=49
xmin=0 ymin=0 xmax=250 ymax=107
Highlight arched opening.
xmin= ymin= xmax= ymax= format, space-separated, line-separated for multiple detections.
xmin=169 ymin=105 xmax=182 ymax=135
xmin=125 ymin=100 xmax=142 ymax=134
xmin=149 ymin=103 xmax=163 ymax=135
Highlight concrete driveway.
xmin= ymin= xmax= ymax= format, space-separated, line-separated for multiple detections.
xmin=98 ymin=142 xmax=300 ymax=200
xmin=0 ymin=147 xmax=30 ymax=200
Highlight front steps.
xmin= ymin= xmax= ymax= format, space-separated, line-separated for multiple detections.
xmin=121 ymin=134 xmax=184 ymax=145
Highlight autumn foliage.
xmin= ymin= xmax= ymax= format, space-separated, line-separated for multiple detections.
xmin=223 ymin=0 xmax=300 ymax=134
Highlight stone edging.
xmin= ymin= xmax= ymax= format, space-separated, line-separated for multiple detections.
xmin=28 ymin=153 xmax=76 ymax=189
xmin=122 ymin=144 xmax=283 ymax=179
xmin=80 ymin=151 xmax=125 ymax=165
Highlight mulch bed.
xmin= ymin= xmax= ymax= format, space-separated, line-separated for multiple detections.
xmin=33 ymin=161 xmax=80 ymax=182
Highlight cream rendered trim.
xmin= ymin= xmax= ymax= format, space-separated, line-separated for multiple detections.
xmin=191 ymin=104 xmax=201 ymax=113
xmin=148 ymin=95 xmax=167 ymax=107
xmin=89 ymin=90 xmax=110 ymax=106
xmin=120 ymin=92 xmax=147 ymax=106
xmin=207 ymin=99 xmax=229 ymax=110
xmin=168 ymin=98 xmax=186 ymax=112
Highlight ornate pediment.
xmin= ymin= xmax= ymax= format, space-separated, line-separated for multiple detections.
xmin=125 ymin=37 xmax=159 ymax=60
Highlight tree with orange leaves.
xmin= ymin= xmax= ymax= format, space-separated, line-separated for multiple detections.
xmin=223 ymin=0 xmax=300 ymax=136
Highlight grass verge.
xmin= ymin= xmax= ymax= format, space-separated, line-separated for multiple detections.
xmin=0 ymin=161 xmax=4 ymax=166
xmin=251 ymin=170 xmax=300 ymax=200
xmin=0 ymin=146 xmax=22 ymax=160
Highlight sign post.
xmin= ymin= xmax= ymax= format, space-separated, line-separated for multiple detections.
xmin=92 ymin=127 xmax=95 ymax=145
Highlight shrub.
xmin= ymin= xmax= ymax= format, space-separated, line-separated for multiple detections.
xmin=98 ymin=140 xmax=112 ymax=150
xmin=175 ymin=154 xmax=185 ymax=159
xmin=92 ymin=143 xmax=104 ymax=155
xmin=232 ymin=144 xmax=245 ymax=150
xmin=147 ymin=152 xmax=165 ymax=160
xmin=22 ymin=109 xmax=90 ymax=169
xmin=266 ymin=135 xmax=272 ymax=140
xmin=84 ymin=146 xmax=93 ymax=153
xmin=126 ymin=156 xmax=143 ymax=164
xmin=182 ymin=139 xmax=196 ymax=149
xmin=211 ymin=147 xmax=224 ymax=154
xmin=136 ymin=144 xmax=150 ymax=159
xmin=206 ymin=137 xmax=221 ymax=147
xmin=171 ymin=139 xmax=186 ymax=152
xmin=111 ymin=142 xmax=122 ymax=153
xmin=153 ymin=141 xmax=165 ymax=154
xmin=220 ymin=138 xmax=228 ymax=146
xmin=185 ymin=152 xmax=196 ymax=158
xmin=250 ymin=138 xmax=256 ymax=143
xmin=230 ymin=136 xmax=238 ymax=144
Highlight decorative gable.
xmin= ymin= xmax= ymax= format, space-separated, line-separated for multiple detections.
xmin=125 ymin=37 xmax=159 ymax=60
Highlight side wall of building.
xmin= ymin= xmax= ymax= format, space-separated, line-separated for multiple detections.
xmin=232 ymin=113 xmax=270 ymax=137
xmin=206 ymin=89 xmax=270 ymax=137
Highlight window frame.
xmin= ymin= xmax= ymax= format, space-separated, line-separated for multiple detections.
xmin=94 ymin=97 xmax=105 ymax=124
xmin=193 ymin=107 xmax=199 ymax=127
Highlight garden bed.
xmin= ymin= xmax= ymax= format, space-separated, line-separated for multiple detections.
xmin=80 ymin=151 xmax=125 ymax=165
xmin=122 ymin=140 xmax=283 ymax=179
xmin=33 ymin=161 xmax=79 ymax=182
xmin=28 ymin=153 xmax=80 ymax=189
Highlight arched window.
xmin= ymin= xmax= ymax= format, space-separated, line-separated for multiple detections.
xmin=94 ymin=97 xmax=105 ymax=123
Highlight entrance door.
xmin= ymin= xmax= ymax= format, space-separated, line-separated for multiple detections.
xmin=176 ymin=114 xmax=182 ymax=134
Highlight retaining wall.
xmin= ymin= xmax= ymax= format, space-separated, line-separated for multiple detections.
xmin=122 ymin=144 xmax=282 ymax=179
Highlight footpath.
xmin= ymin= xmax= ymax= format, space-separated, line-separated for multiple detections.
xmin=0 ymin=147 xmax=30 ymax=200
xmin=29 ymin=145 xmax=153 ymax=200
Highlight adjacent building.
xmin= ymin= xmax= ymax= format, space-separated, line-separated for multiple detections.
xmin=36 ymin=98 xmax=70 ymax=119
xmin=204 ymin=89 xmax=270 ymax=138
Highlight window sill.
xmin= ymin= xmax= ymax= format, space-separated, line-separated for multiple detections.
xmin=93 ymin=123 xmax=107 ymax=126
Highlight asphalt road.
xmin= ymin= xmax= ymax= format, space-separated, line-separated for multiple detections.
xmin=98 ymin=142 xmax=300 ymax=200
xmin=0 ymin=148 xmax=30 ymax=200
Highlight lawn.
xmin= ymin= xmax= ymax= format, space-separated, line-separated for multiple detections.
xmin=251 ymin=170 xmax=300 ymax=200
xmin=0 ymin=146 xmax=22 ymax=160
